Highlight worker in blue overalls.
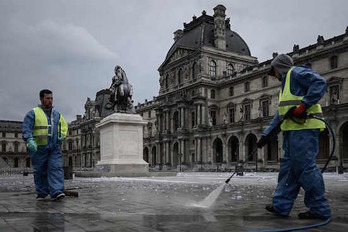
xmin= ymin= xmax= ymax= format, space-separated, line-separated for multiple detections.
xmin=257 ymin=54 xmax=331 ymax=219
xmin=22 ymin=89 xmax=68 ymax=201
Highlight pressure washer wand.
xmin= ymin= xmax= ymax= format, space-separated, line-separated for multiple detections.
xmin=225 ymin=114 xmax=285 ymax=184
xmin=225 ymin=146 xmax=258 ymax=184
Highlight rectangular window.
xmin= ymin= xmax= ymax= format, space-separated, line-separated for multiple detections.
xmin=191 ymin=112 xmax=195 ymax=128
xmin=262 ymin=100 xmax=269 ymax=117
xmin=210 ymin=110 xmax=217 ymax=126
xmin=211 ymin=90 xmax=215 ymax=99
xmin=14 ymin=143 xmax=18 ymax=153
xmin=2 ymin=143 xmax=6 ymax=152
xmin=329 ymin=85 xmax=339 ymax=104
xmin=229 ymin=86 xmax=234 ymax=96
xmin=244 ymin=104 xmax=251 ymax=121
xmin=262 ymin=76 xmax=268 ymax=87
xmin=330 ymin=56 xmax=338 ymax=69
xmin=15 ymin=133 xmax=18 ymax=138
xmin=2 ymin=132 xmax=5 ymax=138
xmin=148 ymin=111 xmax=151 ymax=118
xmin=229 ymin=108 xmax=235 ymax=123
xmin=244 ymin=82 xmax=250 ymax=92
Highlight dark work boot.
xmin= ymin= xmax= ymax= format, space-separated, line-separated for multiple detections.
xmin=265 ymin=204 xmax=288 ymax=217
xmin=298 ymin=211 xmax=328 ymax=220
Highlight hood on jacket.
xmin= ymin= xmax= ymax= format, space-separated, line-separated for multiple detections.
xmin=268 ymin=54 xmax=294 ymax=76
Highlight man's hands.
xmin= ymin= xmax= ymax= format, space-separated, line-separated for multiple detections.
xmin=293 ymin=103 xmax=307 ymax=118
xmin=58 ymin=135 xmax=65 ymax=144
xmin=257 ymin=136 xmax=269 ymax=148
xmin=27 ymin=138 xmax=37 ymax=152
xmin=284 ymin=103 xmax=307 ymax=119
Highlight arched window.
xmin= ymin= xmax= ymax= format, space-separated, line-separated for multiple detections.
xmin=192 ymin=62 xmax=198 ymax=79
xmin=26 ymin=158 xmax=31 ymax=168
xmin=209 ymin=60 xmax=216 ymax=79
xmin=14 ymin=142 xmax=19 ymax=153
xmin=14 ymin=158 xmax=19 ymax=168
xmin=227 ymin=63 xmax=234 ymax=76
xmin=178 ymin=68 xmax=182 ymax=85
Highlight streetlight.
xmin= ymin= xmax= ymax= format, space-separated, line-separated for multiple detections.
xmin=178 ymin=153 xmax=182 ymax=172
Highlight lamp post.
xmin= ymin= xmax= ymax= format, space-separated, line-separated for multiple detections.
xmin=178 ymin=153 xmax=182 ymax=172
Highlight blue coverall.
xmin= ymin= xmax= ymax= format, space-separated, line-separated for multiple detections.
xmin=22 ymin=106 xmax=65 ymax=198
xmin=262 ymin=66 xmax=331 ymax=218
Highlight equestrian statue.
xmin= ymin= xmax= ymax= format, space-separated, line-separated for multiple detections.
xmin=105 ymin=65 xmax=135 ymax=114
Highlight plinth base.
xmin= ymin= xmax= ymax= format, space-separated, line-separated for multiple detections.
xmin=96 ymin=163 xmax=149 ymax=174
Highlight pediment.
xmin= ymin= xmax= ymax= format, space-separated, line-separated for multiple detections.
xmin=167 ymin=48 xmax=191 ymax=63
xmin=327 ymin=76 xmax=343 ymax=85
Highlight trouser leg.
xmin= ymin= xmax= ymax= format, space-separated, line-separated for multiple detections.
xmin=292 ymin=130 xmax=331 ymax=218
xmin=273 ymin=144 xmax=300 ymax=216
xmin=47 ymin=146 xmax=64 ymax=197
xmin=31 ymin=149 xmax=49 ymax=197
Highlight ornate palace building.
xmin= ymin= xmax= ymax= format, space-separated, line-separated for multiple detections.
xmin=1 ymin=5 xmax=348 ymax=173
xmin=135 ymin=5 xmax=348 ymax=172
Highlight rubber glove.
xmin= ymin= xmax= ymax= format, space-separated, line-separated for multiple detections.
xmin=27 ymin=138 xmax=37 ymax=153
xmin=293 ymin=103 xmax=307 ymax=118
xmin=58 ymin=135 xmax=65 ymax=144
xmin=257 ymin=136 xmax=269 ymax=148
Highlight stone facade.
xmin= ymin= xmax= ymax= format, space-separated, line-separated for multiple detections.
xmin=135 ymin=5 xmax=348 ymax=172
xmin=0 ymin=120 xmax=31 ymax=170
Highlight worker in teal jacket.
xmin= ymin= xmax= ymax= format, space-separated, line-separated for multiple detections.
xmin=22 ymin=89 xmax=68 ymax=201
xmin=258 ymin=54 xmax=331 ymax=219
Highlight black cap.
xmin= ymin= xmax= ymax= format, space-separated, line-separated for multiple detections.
xmin=268 ymin=66 xmax=275 ymax=76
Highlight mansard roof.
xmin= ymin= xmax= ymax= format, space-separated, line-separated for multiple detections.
xmin=161 ymin=11 xmax=251 ymax=68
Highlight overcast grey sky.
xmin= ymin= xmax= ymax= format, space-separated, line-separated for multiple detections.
xmin=0 ymin=0 xmax=347 ymax=122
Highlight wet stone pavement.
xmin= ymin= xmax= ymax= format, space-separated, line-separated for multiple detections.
xmin=0 ymin=172 xmax=348 ymax=232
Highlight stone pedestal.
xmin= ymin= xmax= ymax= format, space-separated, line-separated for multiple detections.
xmin=96 ymin=113 xmax=149 ymax=175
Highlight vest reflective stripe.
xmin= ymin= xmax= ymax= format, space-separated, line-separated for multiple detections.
xmin=278 ymin=67 xmax=325 ymax=131
xmin=33 ymin=107 xmax=50 ymax=145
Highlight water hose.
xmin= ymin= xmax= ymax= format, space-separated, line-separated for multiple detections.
xmin=225 ymin=111 xmax=336 ymax=231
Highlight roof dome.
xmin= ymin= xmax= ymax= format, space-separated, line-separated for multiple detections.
xmin=165 ymin=12 xmax=251 ymax=60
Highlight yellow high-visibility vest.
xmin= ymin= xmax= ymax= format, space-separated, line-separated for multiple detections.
xmin=278 ymin=67 xmax=325 ymax=131
xmin=33 ymin=107 xmax=68 ymax=145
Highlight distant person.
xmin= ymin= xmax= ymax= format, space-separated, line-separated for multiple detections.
xmin=22 ymin=89 xmax=68 ymax=201
xmin=257 ymin=54 xmax=331 ymax=219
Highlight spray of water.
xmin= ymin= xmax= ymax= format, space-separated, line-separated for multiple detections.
xmin=191 ymin=184 xmax=225 ymax=208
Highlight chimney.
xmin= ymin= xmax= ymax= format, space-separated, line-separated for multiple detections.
xmin=213 ymin=5 xmax=226 ymax=50
xmin=173 ymin=29 xmax=183 ymax=42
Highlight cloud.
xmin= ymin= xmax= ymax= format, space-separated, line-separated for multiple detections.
xmin=0 ymin=19 xmax=118 ymax=121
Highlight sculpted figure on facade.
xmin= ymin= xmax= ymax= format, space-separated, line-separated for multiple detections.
xmin=105 ymin=65 xmax=135 ymax=114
